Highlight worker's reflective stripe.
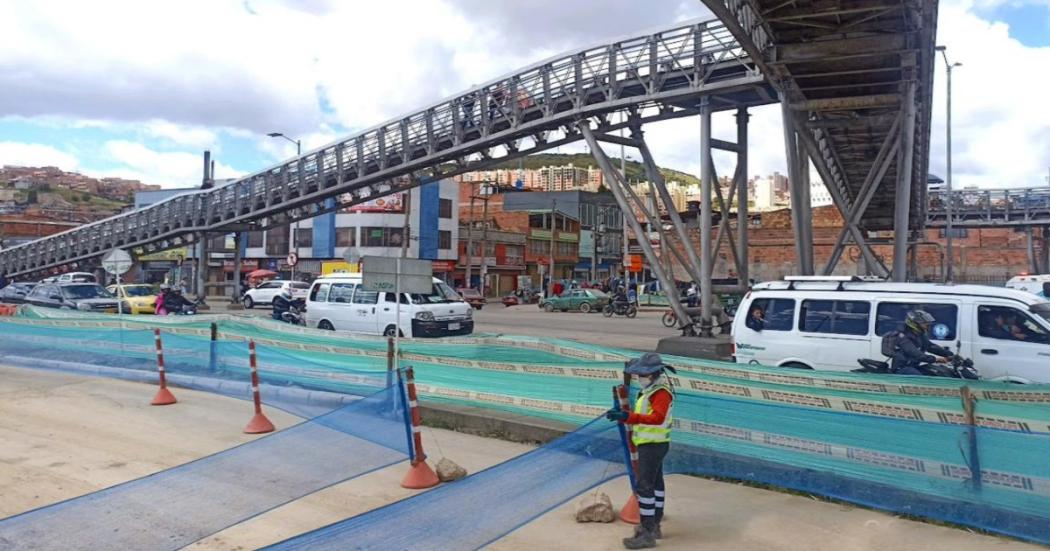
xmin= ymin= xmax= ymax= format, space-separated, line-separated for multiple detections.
xmin=637 ymin=496 xmax=656 ymax=505
xmin=654 ymin=490 xmax=665 ymax=497
xmin=631 ymin=381 xmax=674 ymax=445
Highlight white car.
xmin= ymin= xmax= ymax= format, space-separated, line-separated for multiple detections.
xmin=305 ymin=274 xmax=474 ymax=337
xmin=242 ymin=280 xmax=310 ymax=309
xmin=732 ymin=275 xmax=1050 ymax=383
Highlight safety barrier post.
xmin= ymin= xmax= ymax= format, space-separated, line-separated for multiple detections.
xmin=960 ymin=386 xmax=982 ymax=490
xmin=616 ymin=383 xmax=640 ymax=524
xmin=208 ymin=322 xmax=218 ymax=374
xmin=243 ymin=340 xmax=276 ymax=434
xmin=386 ymin=337 xmax=394 ymax=389
xmin=399 ymin=366 xmax=439 ymax=489
xmin=150 ymin=328 xmax=177 ymax=406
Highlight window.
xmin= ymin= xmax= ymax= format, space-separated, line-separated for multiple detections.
xmin=505 ymin=245 xmax=523 ymax=265
xmin=439 ymin=230 xmax=452 ymax=250
xmin=362 ymin=227 xmax=405 ymax=247
xmin=746 ymin=298 xmax=795 ymax=331
xmin=384 ymin=292 xmax=410 ymax=304
xmin=247 ymin=231 xmax=264 ymax=248
xmin=529 ymin=214 xmax=547 ymax=229
xmin=328 ymin=283 xmax=354 ymax=303
xmin=938 ymin=228 xmax=968 ymax=239
xmin=799 ymin=300 xmax=870 ymax=335
xmin=556 ymin=242 xmax=575 ymax=256
xmin=310 ymin=283 xmax=330 ymax=302
xmin=336 ymin=227 xmax=356 ymax=247
xmin=977 ymin=305 xmax=1050 ymax=344
xmin=265 ymin=227 xmax=289 ymax=256
xmin=528 ymin=239 xmax=547 ymax=255
xmin=439 ymin=198 xmax=452 ymax=219
xmin=353 ymin=288 xmax=378 ymax=304
xmin=294 ymin=228 xmax=313 ymax=248
xmin=876 ymin=303 xmax=958 ymax=340
xmin=291 ymin=282 xmax=311 ymax=290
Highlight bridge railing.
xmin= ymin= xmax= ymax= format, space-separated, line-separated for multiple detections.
xmin=927 ymin=188 xmax=1050 ymax=225
xmin=0 ymin=19 xmax=759 ymax=276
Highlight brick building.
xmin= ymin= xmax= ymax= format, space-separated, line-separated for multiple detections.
xmin=663 ymin=205 xmax=1047 ymax=284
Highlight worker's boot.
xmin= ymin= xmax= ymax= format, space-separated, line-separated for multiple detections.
xmin=623 ymin=525 xmax=656 ymax=549
xmin=652 ymin=523 xmax=662 ymax=540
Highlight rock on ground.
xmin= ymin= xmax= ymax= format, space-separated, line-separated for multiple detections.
xmin=436 ymin=457 xmax=468 ymax=482
xmin=574 ymin=492 xmax=615 ymax=523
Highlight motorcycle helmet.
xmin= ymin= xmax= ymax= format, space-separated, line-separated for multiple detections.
xmin=159 ymin=284 xmax=171 ymax=292
xmin=905 ymin=309 xmax=935 ymax=334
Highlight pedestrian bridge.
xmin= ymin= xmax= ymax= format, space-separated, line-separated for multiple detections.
xmin=0 ymin=2 xmax=938 ymax=282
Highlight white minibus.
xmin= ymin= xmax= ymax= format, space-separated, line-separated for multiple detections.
xmin=305 ymin=274 xmax=473 ymax=337
xmin=732 ymin=276 xmax=1050 ymax=383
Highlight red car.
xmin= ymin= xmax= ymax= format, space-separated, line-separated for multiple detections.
xmin=457 ymin=287 xmax=486 ymax=310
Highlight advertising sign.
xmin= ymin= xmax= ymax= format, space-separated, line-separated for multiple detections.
xmin=340 ymin=192 xmax=405 ymax=213
xmin=361 ymin=256 xmax=433 ymax=294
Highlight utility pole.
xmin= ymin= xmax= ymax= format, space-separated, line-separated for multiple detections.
xmin=267 ymin=133 xmax=302 ymax=281
xmin=464 ymin=181 xmax=476 ymax=288
xmin=548 ymin=198 xmax=557 ymax=298
xmin=936 ymin=46 xmax=961 ymax=283
xmin=591 ymin=205 xmax=602 ymax=283
xmin=479 ymin=182 xmax=492 ymax=296
xmin=400 ymin=189 xmax=411 ymax=259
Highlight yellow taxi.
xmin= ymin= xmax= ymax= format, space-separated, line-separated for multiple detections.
xmin=106 ymin=284 xmax=158 ymax=314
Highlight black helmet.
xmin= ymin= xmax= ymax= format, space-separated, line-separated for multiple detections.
xmin=905 ymin=309 xmax=935 ymax=333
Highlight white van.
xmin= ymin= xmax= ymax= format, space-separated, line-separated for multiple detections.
xmin=305 ymin=274 xmax=474 ymax=337
xmin=45 ymin=272 xmax=97 ymax=284
xmin=1006 ymin=274 xmax=1050 ymax=298
xmin=732 ymin=276 xmax=1050 ymax=383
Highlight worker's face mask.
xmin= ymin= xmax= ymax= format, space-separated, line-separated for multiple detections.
xmin=636 ymin=374 xmax=657 ymax=388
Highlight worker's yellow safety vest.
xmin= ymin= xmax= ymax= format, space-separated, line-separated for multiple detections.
xmin=631 ymin=380 xmax=674 ymax=446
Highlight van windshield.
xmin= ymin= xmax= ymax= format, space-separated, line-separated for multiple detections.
xmin=410 ymin=281 xmax=461 ymax=304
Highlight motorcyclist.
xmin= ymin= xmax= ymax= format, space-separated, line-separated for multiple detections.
xmin=889 ymin=309 xmax=954 ymax=375
xmin=612 ymin=286 xmax=629 ymax=313
xmin=154 ymin=284 xmax=169 ymax=316
xmin=272 ymin=288 xmax=294 ymax=322
xmin=162 ymin=287 xmax=194 ymax=315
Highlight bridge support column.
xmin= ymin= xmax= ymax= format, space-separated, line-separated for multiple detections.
xmin=231 ymin=232 xmax=242 ymax=304
xmin=1042 ymin=227 xmax=1050 ymax=274
xmin=579 ymin=121 xmax=694 ymax=336
xmin=698 ymin=101 xmax=715 ymax=335
xmin=892 ymin=81 xmax=918 ymax=282
xmin=196 ymin=232 xmax=207 ymax=301
xmin=1026 ymin=226 xmax=1038 ymax=274
xmin=780 ymin=99 xmax=813 ymax=275
xmin=736 ymin=107 xmax=749 ymax=286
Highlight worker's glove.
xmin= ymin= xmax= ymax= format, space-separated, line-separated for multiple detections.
xmin=604 ymin=409 xmax=629 ymax=422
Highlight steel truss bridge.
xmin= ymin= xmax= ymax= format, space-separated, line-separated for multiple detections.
xmin=0 ymin=1 xmax=940 ymax=335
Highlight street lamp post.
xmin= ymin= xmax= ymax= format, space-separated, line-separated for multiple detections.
xmin=935 ymin=46 xmax=961 ymax=283
xmin=267 ymin=132 xmax=302 ymax=282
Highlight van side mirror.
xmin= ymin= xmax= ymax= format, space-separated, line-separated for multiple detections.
xmin=1043 ymin=282 xmax=1050 ymax=296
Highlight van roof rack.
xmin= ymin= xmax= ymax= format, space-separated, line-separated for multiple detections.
xmin=783 ymin=275 xmax=885 ymax=290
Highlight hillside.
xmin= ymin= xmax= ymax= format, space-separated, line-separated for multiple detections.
xmin=489 ymin=153 xmax=700 ymax=187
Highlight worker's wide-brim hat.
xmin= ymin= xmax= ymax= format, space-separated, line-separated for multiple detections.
xmin=624 ymin=352 xmax=676 ymax=375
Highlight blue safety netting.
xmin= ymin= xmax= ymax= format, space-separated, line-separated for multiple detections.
xmin=0 ymin=383 xmax=411 ymax=551
xmin=265 ymin=418 xmax=625 ymax=550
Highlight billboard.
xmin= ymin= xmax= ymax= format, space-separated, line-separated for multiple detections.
xmin=340 ymin=192 xmax=405 ymax=213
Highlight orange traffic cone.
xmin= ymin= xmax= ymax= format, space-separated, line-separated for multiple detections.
xmin=243 ymin=340 xmax=275 ymax=434
xmin=244 ymin=411 xmax=276 ymax=434
xmin=151 ymin=385 xmax=177 ymax=406
xmin=620 ymin=494 xmax=640 ymax=524
xmin=401 ymin=460 xmax=440 ymax=489
xmin=151 ymin=329 xmax=177 ymax=406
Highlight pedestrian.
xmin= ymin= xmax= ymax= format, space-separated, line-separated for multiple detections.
xmin=154 ymin=284 xmax=169 ymax=316
xmin=605 ymin=352 xmax=677 ymax=549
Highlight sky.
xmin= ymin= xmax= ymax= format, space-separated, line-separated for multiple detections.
xmin=0 ymin=0 xmax=1048 ymax=190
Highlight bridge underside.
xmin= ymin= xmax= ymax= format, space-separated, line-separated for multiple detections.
xmin=706 ymin=0 xmax=938 ymax=279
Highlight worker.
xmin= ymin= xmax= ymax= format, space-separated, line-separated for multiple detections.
xmin=606 ymin=352 xmax=677 ymax=549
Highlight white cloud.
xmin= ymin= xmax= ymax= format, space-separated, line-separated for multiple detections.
xmin=0 ymin=141 xmax=79 ymax=170
xmin=94 ymin=141 xmax=241 ymax=188
xmin=142 ymin=121 xmax=219 ymax=150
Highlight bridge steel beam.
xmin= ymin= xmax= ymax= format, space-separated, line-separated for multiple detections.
xmin=736 ymin=107 xmax=749 ymax=286
xmin=781 ymin=97 xmax=814 ymax=275
xmin=579 ymin=121 xmax=695 ymax=335
xmin=699 ymin=99 xmax=715 ymax=335
xmin=821 ymin=113 xmax=901 ymax=276
xmin=892 ymin=81 xmax=918 ymax=282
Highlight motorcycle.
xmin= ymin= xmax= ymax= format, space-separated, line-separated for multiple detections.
xmin=853 ymin=355 xmax=978 ymax=380
xmin=280 ymin=304 xmax=306 ymax=326
xmin=603 ymin=301 xmax=637 ymax=318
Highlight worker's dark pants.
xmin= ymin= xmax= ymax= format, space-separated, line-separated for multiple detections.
xmin=635 ymin=441 xmax=669 ymax=530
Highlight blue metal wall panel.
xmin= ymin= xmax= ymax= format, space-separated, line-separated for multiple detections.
xmin=418 ymin=178 xmax=439 ymax=260
xmin=313 ymin=198 xmax=336 ymax=259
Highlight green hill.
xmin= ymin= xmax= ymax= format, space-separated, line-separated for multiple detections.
xmin=489 ymin=153 xmax=700 ymax=187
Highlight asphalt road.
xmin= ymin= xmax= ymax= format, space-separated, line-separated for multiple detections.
xmin=207 ymin=298 xmax=675 ymax=352
xmin=469 ymin=302 xmax=674 ymax=351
